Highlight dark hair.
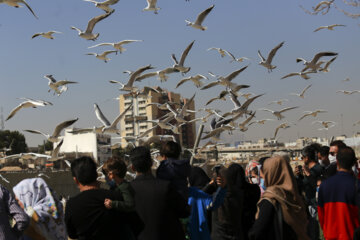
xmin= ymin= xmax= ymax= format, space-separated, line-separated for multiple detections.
xmin=258 ymin=156 xmax=270 ymax=169
xmin=160 ymin=141 xmax=181 ymax=159
xmin=330 ymin=140 xmax=347 ymax=149
xmin=103 ymin=157 xmax=127 ymax=178
xmin=226 ymin=163 xmax=246 ymax=190
xmin=319 ymin=146 xmax=330 ymax=157
xmin=189 ymin=166 xmax=210 ymax=188
xmin=337 ymin=146 xmax=357 ymax=170
xmin=71 ymin=156 xmax=98 ymax=185
xmin=302 ymin=145 xmax=317 ymax=162
xmin=130 ymin=146 xmax=152 ymax=173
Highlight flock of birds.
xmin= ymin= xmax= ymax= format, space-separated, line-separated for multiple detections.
xmin=1 ymin=0 xmax=360 ymax=162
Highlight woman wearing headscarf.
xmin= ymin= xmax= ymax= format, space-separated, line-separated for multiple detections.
xmin=248 ymin=155 xmax=310 ymax=240
xmin=13 ymin=178 xmax=67 ymax=240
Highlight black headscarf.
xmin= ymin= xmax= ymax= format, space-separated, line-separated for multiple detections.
xmin=189 ymin=166 xmax=210 ymax=189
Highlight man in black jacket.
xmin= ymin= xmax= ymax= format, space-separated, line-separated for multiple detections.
xmin=129 ymin=146 xmax=190 ymax=240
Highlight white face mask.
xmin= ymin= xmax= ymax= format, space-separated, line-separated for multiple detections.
xmin=328 ymin=154 xmax=336 ymax=164
xmin=251 ymin=177 xmax=258 ymax=184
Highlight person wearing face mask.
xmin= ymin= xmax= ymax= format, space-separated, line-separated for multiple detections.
xmin=317 ymin=146 xmax=330 ymax=168
xmin=322 ymin=140 xmax=347 ymax=179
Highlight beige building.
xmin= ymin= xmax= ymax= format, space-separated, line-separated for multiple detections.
xmin=118 ymin=87 xmax=196 ymax=148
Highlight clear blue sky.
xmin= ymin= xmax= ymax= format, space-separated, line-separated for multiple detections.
xmin=1 ymin=0 xmax=359 ymax=147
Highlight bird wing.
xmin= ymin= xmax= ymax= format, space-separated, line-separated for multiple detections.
xmin=332 ymin=24 xmax=346 ymax=27
xmin=31 ymin=33 xmax=42 ymax=39
xmin=180 ymin=93 xmax=195 ymax=116
xmin=86 ymin=10 xmax=114 ymax=33
xmin=44 ymin=75 xmax=57 ymax=83
xmin=224 ymin=66 xmax=248 ymax=82
xmin=313 ymin=26 xmax=326 ymax=32
xmin=321 ymin=56 xmax=337 ymax=70
xmin=195 ymin=5 xmax=214 ymax=25
xmin=51 ymin=139 xmax=63 ymax=158
xmin=171 ymin=54 xmax=179 ymax=64
xmin=231 ymin=84 xmax=250 ymax=93
xmin=54 ymin=80 xmax=78 ymax=87
xmin=311 ymin=52 xmax=338 ymax=64
xmin=102 ymin=50 xmax=117 ymax=56
xmin=279 ymin=106 xmax=299 ymax=114
xmin=110 ymin=104 xmax=132 ymax=128
xmin=260 ymin=108 xmax=274 ymax=114
xmin=24 ymin=129 xmax=48 ymax=137
xmin=53 ymin=118 xmax=78 ymax=137
xmin=88 ymin=42 xmax=113 ymax=48
xmin=267 ymin=41 xmax=284 ymax=64
xmin=6 ymin=102 xmax=33 ymax=121
xmin=241 ymin=94 xmax=264 ymax=110
xmin=229 ymin=91 xmax=241 ymax=108
xmin=142 ymin=86 xmax=159 ymax=95
xmin=224 ymin=50 xmax=237 ymax=61
xmin=117 ymin=39 xmax=142 ymax=45
xmin=301 ymin=84 xmax=312 ymax=96
xmin=128 ymin=65 xmax=153 ymax=87
xmin=136 ymin=72 xmax=157 ymax=82
xmin=179 ymin=40 xmax=195 ymax=66
xmin=298 ymin=112 xmax=311 ymax=121
xmin=102 ymin=0 xmax=119 ymax=5
xmin=22 ymin=0 xmax=38 ymax=19
xmin=94 ymin=104 xmax=111 ymax=126
xmin=257 ymin=50 xmax=266 ymax=62
xmin=201 ymin=81 xmax=219 ymax=90
xmin=281 ymin=72 xmax=299 ymax=79
xmin=206 ymin=96 xmax=220 ymax=106
xmin=176 ymin=77 xmax=190 ymax=88
xmin=274 ymin=125 xmax=281 ymax=138
xmin=241 ymin=111 xmax=256 ymax=126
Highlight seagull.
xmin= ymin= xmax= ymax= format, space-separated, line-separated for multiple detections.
xmin=202 ymin=124 xmax=234 ymax=141
xmin=24 ymin=118 xmax=78 ymax=142
xmin=176 ymin=74 xmax=208 ymax=88
xmin=44 ymin=74 xmax=78 ymax=96
xmin=1 ymin=0 xmax=38 ymax=19
xmin=248 ymin=119 xmax=274 ymax=126
xmin=198 ymin=108 xmax=223 ymax=122
xmin=71 ymin=10 xmax=114 ymax=41
xmin=238 ymin=112 xmax=256 ymax=132
xmin=312 ymin=120 xmax=336 ymax=130
xmin=171 ymin=40 xmax=195 ymax=74
xmin=185 ymin=5 xmax=214 ymax=31
xmin=0 ymin=174 xmax=10 ymax=183
xmin=1 ymin=139 xmax=14 ymax=153
xmin=6 ymin=98 xmax=52 ymax=121
xmin=94 ymin=103 xmax=132 ymax=134
xmin=241 ymin=92 xmax=254 ymax=99
xmin=274 ymin=122 xmax=291 ymax=138
xmin=32 ymin=31 xmax=61 ymax=39
xmin=336 ymin=90 xmax=360 ymax=95
xmin=86 ymin=50 xmax=117 ymax=63
xmin=289 ymin=84 xmax=312 ymax=99
xmin=281 ymin=70 xmax=317 ymax=80
xmin=201 ymin=66 xmax=250 ymax=91
xmin=143 ymin=0 xmax=160 ymax=14
xmin=109 ymin=65 xmax=154 ymax=92
xmin=88 ymin=40 xmax=143 ymax=53
xmin=296 ymin=52 xmax=338 ymax=72
xmin=47 ymin=139 xmax=66 ymax=162
xmin=298 ymin=110 xmax=327 ymax=121
xmin=166 ymin=94 xmax=195 ymax=123
xmin=225 ymin=50 xmax=251 ymax=63
xmin=260 ymin=106 xmax=299 ymax=120
xmin=319 ymin=56 xmax=337 ymax=72
xmin=207 ymin=47 xmax=227 ymax=58
xmin=37 ymin=173 xmax=50 ymax=179
xmin=313 ymin=0 xmax=334 ymax=14
xmin=342 ymin=77 xmax=350 ymax=82
xmin=268 ymin=99 xmax=289 ymax=106
xmin=83 ymin=0 xmax=119 ymax=12
xmin=222 ymin=93 xmax=264 ymax=118
xmin=314 ymin=24 xmax=346 ymax=32
xmin=146 ymin=102 xmax=181 ymax=111
xmin=205 ymin=90 xmax=229 ymax=106
xmin=258 ymin=41 xmax=284 ymax=72
xmin=136 ymin=67 xmax=179 ymax=82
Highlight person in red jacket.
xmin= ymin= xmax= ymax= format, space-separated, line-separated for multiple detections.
xmin=317 ymin=146 xmax=360 ymax=240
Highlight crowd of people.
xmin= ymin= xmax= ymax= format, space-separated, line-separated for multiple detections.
xmin=0 ymin=140 xmax=359 ymax=240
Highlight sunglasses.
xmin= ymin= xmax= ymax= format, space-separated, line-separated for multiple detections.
xmin=329 ymin=152 xmax=336 ymax=156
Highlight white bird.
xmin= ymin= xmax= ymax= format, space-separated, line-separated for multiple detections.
xmin=312 ymin=120 xmax=336 ymax=130
xmin=171 ymin=40 xmax=195 ymax=74
xmin=86 ymin=50 xmax=117 ymax=63
xmin=94 ymin=103 xmax=132 ymax=134
xmin=207 ymin=47 xmax=227 ymax=58
xmin=146 ymin=102 xmax=180 ymax=111
xmin=142 ymin=0 xmax=160 ymax=14
xmin=6 ymin=98 xmax=52 ymax=121
xmin=258 ymin=41 xmax=284 ymax=72
xmin=319 ymin=56 xmax=337 ymax=72
xmin=109 ymin=65 xmax=154 ymax=92
xmin=225 ymin=50 xmax=251 ymax=63
xmin=44 ymin=75 xmax=78 ymax=96
xmin=1 ymin=139 xmax=14 ymax=153
xmin=313 ymin=0 xmax=334 ymax=14
xmin=296 ymin=52 xmax=338 ymax=72
xmin=37 ymin=173 xmax=50 ymax=179
xmin=238 ymin=112 xmax=256 ymax=132
xmin=336 ymin=90 xmax=360 ymax=95
xmin=166 ymin=94 xmax=195 ymax=123
xmin=222 ymin=93 xmax=264 ymax=118
xmin=241 ymin=92 xmax=254 ymax=99
xmin=205 ymin=90 xmax=230 ymax=106
xmin=176 ymin=74 xmax=208 ymax=88
xmin=135 ymin=67 xmax=179 ymax=82
xmin=1 ymin=0 xmax=38 ymax=19
xmin=298 ymin=110 xmax=327 ymax=121
xmin=88 ymin=40 xmax=143 ymax=53
xmin=202 ymin=124 xmax=234 ymax=141
xmin=274 ymin=122 xmax=291 ymax=138
xmin=314 ymin=24 xmax=346 ymax=32
xmin=32 ymin=31 xmax=61 ymax=39
xmin=83 ymin=0 xmax=119 ymax=12
xmin=24 ymin=118 xmax=78 ymax=142
xmin=260 ymin=106 xmax=299 ymax=120
xmin=0 ymin=174 xmax=10 ymax=183
xmin=290 ymin=84 xmax=312 ymax=99
xmin=281 ymin=70 xmax=317 ymax=80
xmin=71 ymin=10 xmax=114 ymax=41
xmin=185 ymin=5 xmax=214 ymax=31
xmin=248 ymin=119 xmax=274 ymax=126
xmin=268 ymin=99 xmax=289 ymax=106
xmin=48 ymin=139 xmax=64 ymax=161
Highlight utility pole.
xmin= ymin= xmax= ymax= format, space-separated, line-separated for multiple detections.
xmin=190 ymin=124 xmax=204 ymax=165
xmin=0 ymin=107 xmax=4 ymax=130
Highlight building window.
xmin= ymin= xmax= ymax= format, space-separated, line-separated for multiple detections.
xmin=139 ymin=101 xmax=146 ymax=105
xmin=140 ymin=126 xmax=148 ymax=130
xmin=125 ymin=127 xmax=133 ymax=131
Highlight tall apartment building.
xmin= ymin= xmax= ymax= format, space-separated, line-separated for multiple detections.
xmin=118 ymin=87 xmax=196 ymax=148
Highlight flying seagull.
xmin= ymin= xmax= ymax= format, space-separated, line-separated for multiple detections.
xmin=86 ymin=50 xmax=117 ymax=63
xmin=44 ymin=74 xmax=78 ymax=96
xmin=1 ymin=0 xmax=38 ymax=19
xmin=314 ymin=24 xmax=346 ymax=32
xmin=319 ymin=56 xmax=337 ymax=72
xmin=258 ymin=41 xmax=284 ymax=72
xmin=289 ymin=84 xmax=312 ymax=99
xmin=312 ymin=120 xmax=336 ymax=130
xmin=94 ymin=103 xmax=132 ymax=134
xmin=24 ymin=118 xmax=78 ymax=142
xmin=336 ymin=90 xmax=360 ymax=95
xmin=171 ymin=40 xmax=195 ymax=74
xmin=281 ymin=70 xmax=317 ymax=80
xmin=176 ymin=74 xmax=208 ymax=88
xmin=225 ymin=50 xmax=251 ymax=63
xmin=274 ymin=122 xmax=291 ymax=138
xmin=207 ymin=47 xmax=227 ymax=58
xmin=6 ymin=98 xmax=52 ymax=121
xmin=143 ymin=0 xmax=160 ymax=14
xmin=249 ymin=119 xmax=274 ymax=126
xmin=71 ymin=10 xmax=114 ymax=40
xmin=83 ymin=0 xmax=119 ymax=12
xmin=260 ymin=106 xmax=299 ymax=120
xmin=268 ymin=99 xmax=289 ymax=106
xmin=298 ymin=110 xmax=327 ymax=121
xmin=296 ymin=51 xmax=338 ymax=72
xmin=185 ymin=5 xmax=214 ymax=31
xmin=32 ymin=31 xmax=61 ymax=39
xmin=88 ymin=40 xmax=143 ymax=53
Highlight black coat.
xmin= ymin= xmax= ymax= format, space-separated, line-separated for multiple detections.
xmin=130 ymin=173 xmax=190 ymax=240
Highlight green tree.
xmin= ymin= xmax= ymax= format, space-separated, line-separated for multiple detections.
xmin=0 ymin=130 xmax=28 ymax=154
xmin=37 ymin=140 xmax=53 ymax=154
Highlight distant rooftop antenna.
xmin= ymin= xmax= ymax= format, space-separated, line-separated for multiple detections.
xmin=0 ymin=107 xmax=4 ymax=130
